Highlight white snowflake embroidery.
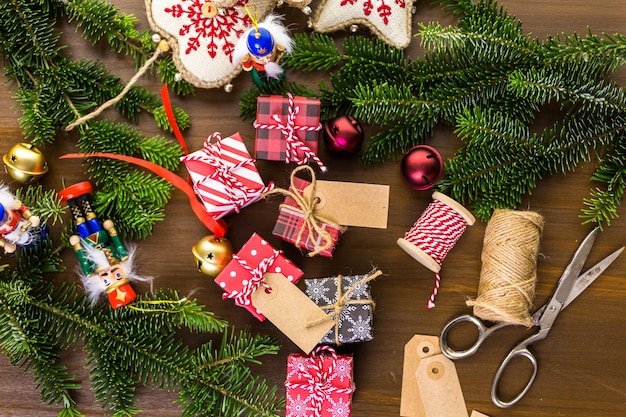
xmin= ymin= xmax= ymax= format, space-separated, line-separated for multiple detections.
xmin=286 ymin=392 xmax=310 ymax=417
xmin=325 ymin=394 xmax=351 ymax=417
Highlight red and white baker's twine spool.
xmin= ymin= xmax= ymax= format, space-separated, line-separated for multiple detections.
xmin=253 ymin=93 xmax=326 ymax=172
xmin=397 ymin=192 xmax=475 ymax=309
xmin=284 ymin=345 xmax=354 ymax=417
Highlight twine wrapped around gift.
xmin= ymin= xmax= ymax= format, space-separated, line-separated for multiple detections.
xmin=253 ymin=93 xmax=326 ymax=171
xmin=284 ymin=345 xmax=355 ymax=417
xmin=181 ymin=132 xmax=274 ymax=213
xmin=466 ymin=209 xmax=544 ymax=327
xmin=306 ymin=269 xmax=381 ymax=345
xmin=264 ymin=165 xmax=343 ymax=257
xmin=223 ymin=249 xmax=281 ymax=308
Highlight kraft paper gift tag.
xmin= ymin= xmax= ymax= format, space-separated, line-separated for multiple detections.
xmin=400 ymin=334 xmax=468 ymax=417
xmin=251 ymin=273 xmax=334 ymax=353
xmin=303 ymin=181 xmax=389 ymax=228
xmin=470 ymin=412 xmax=490 ymax=417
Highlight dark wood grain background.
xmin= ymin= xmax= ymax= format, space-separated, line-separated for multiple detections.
xmin=1 ymin=1 xmax=625 ymax=416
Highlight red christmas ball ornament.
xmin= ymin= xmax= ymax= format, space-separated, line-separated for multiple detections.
xmin=323 ymin=115 xmax=364 ymax=155
xmin=400 ymin=145 xmax=443 ymax=190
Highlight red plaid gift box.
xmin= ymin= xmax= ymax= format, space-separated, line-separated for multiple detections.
xmin=181 ymin=132 xmax=272 ymax=220
xmin=214 ymin=232 xmax=304 ymax=321
xmin=253 ymin=94 xmax=326 ymax=171
xmin=272 ymin=175 xmax=346 ymax=257
xmin=285 ymin=345 xmax=355 ymax=417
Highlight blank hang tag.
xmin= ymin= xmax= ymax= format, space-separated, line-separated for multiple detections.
xmin=303 ymin=181 xmax=389 ymax=228
xmin=400 ymin=335 xmax=442 ymax=417
xmin=251 ymin=273 xmax=334 ymax=354
xmin=416 ymin=354 xmax=468 ymax=417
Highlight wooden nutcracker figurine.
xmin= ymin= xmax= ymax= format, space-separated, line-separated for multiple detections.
xmin=59 ymin=181 xmax=151 ymax=309
xmin=233 ymin=12 xmax=292 ymax=85
xmin=0 ymin=183 xmax=41 ymax=253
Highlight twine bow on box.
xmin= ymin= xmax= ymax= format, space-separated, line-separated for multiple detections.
xmin=306 ymin=269 xmax=380 ymax=345
xmin=254 ymin=93 xmax=326 ymax=172
xmin=181 ymin=132 xmax=274 ymax=214
xmin=264 ymin=165 xmax=343 ymax=257
xmin=285 ymin=345 xmax=355 ymax=417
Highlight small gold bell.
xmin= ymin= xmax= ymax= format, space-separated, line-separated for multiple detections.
xmin=3 ymin=143 xmax=49 ymax=184
xmin=192 ymin=234 xmax=233 ymax=278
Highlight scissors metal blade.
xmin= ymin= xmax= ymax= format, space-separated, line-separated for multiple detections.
xmin=551 ymin=227 xmax=601 ymax=306
xmin=533 ymin=227 xmax=601 ymax=327
xmin=532 ymin=244 xmax=623 ymax=326
xmin=562 ymin=246 xmax=624 ymax=308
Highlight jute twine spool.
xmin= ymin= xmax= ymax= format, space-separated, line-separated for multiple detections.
xmin=397 ymin=192 xmax=475 ymax=308
xmin=467 ymin=209 xmax=544 ymax=327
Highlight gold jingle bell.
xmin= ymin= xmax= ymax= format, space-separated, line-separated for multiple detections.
xmin=3 ymin=143 xmax=49 ymax=184
xmin=192 ymin=234 xmax=233 ymax=278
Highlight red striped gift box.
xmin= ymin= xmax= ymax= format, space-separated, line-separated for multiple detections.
xmin=181 ymin=132 xmax=271 ymax=219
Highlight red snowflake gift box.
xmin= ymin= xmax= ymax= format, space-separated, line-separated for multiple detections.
xmin=181 ymin=132 xmax=272 ymax=220
xmin=271 ymin=169 xmax=346 ymax=257
xmin=285 ymin=345 xmax=355 ymax=417
xmin=214 ymin=232 xmax=304 ymax=321
xmin=253 ymin=94 xmax=326 ymax=171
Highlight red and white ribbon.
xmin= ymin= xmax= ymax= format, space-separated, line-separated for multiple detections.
xmin=223 ymin=249 xmax=281 ymax=308
xmin=285 ymin=345 xmax=354 ymax=417
xmin=254 ymin=94 xmax=326 ymax=172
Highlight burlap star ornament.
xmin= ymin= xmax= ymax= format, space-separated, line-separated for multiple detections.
xmin=311 ymin=0 xmax=414 ymax=49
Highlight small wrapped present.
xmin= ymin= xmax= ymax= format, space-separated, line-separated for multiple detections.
xmin=285 ymin=345 xmax=355 ymax=417
xmin=214 ymin=232 xmax=304 ymax=321
xmin=305 ymin=270 xmax=380 ymax=345
xmin=253 ymin=93 xmax=326 ymax=171
xmin=181 ymin=132 xmax=272 ymax=220
xmin=267 ymin=166 xmax=346 ymax=258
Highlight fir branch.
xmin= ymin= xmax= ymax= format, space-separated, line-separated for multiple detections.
xmin=544 ymin=29 xmax=626 ymax=72
xmin=64 ymin=0 xmax=145 ymax=62
xmin=266 ymin=0 xmax=626 ymax=225
xmin=153 ymin=105 xmax=192 ymax=133
xmin=283 ymin=32 xmax=345 ymax=70
xmin=2 ymin=0 xmax=193 ymax=237
xmin=16 ymin=184 xmax=66 ymax=226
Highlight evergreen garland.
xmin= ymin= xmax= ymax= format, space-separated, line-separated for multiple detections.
xmin=245 ymin=0 xmax=626 ymax=225
xmin=0 ymin=0 xmax=195 ymax=239
xmin=0 ymin=2 xmax=285 ymax=415
xmin=0 ymin=191 xmax=284 ymax=417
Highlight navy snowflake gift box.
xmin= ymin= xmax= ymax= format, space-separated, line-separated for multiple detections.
xmin=304 ymin=269 xmax=380 ymax=345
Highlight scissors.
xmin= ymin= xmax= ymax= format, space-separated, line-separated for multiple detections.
xmin=439 ymin=227 xmax=623 ymax=408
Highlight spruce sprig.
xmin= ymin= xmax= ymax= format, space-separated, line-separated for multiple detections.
xmin=0 ymin=191 xmax=284 ymax=416
xmin=0 ymin=0 xmax=191 ymax=238
xmin=266 ymin=0 xmax=626 ymax=225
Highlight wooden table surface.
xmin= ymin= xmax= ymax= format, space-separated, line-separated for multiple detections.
xmin=1 ymin=1 xmax=626 ymax=416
